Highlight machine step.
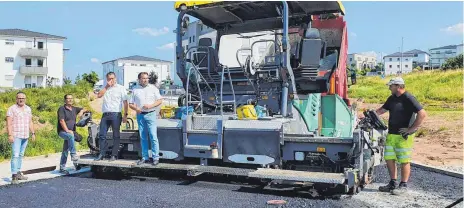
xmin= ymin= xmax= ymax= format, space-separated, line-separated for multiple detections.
xmin=248 ymin=168 xmax=346 ymax=184
xmin=184 ymin=144 xmax=212 ymax=151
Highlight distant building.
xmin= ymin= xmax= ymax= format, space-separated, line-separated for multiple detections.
xmin=102 ymin=55 xmax=172 ymax=90
xmin=383 ymin=52 xmax=414 ymax=75
xmin=403 ymin=49 xmax=430 ymax=69
xmin=429 ymin=44 xmax=463 ymax=69
xmin=0 ymin=29 xmax=66 ymax=89
xmin=347 ymin=53 xmax=377 ymax=70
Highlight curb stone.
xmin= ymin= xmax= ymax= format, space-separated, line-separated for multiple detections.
xmin=411 ymin=162 xmax=463 ymax=179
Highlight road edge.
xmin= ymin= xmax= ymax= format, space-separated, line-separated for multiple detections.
xmin=411 ymin=162 xmax=463 ymax=179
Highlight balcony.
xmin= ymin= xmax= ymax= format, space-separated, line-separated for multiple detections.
xmin=19 ymin=66 xmax=48 ymax=75
xmin=18 ymin=48 xmax=48 ymax=58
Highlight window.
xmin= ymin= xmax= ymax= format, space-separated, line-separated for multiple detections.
xmin=405 ymin=65 xmax=408 ymax=68
xmin=25 ymin=58 xmax=32 ymax=66
xmin=5 ymin=39 xmax=14 ymax=45
xmin=5 ymin=57 xmax=14 ymax=63
xmin=189 ymin=37 xmax=191 ymax=43
xmin=131 ymin=63 xmax=137 ymax=66
xmin=445 ymin=50 xmax=453 ymax=54
xmin=140 ymin=64 xmax=146 ymax=66
xmin=389 ymin=58 xmax=392 ymax=61
xmin=200 ymin=25 xmax=203 ymax=31
xmin=389 ymin=65 xmax=392 ymax=68
xmin=349 ymin=58 xmax=352 ymax=61
xmin=405 ymin=58 xmax=408 ymax=61
xmin=193 ymin=35 xmax=195 ymax=42
xmin=38 ymin=41 xmax=44 ymax=49
xmin=436 ymin=51 xmax=440 ymax=54
xmin=38 ymin=59 xmax=44 ymax=67
xmin=397 ymin=58 xmax=400 ymax=61
xmin=397 ymin=65 xmax=400 ymax=68
xmin=414 ymin=54 xmax=418 ymax=57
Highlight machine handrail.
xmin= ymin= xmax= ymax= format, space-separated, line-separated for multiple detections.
xmin=250 ymin=39 xmax=277 ymax=65
xmin=220 ymin=65 xmax=237 ymax=117
xmin=236 ymin=48 xmax=251 ymax=68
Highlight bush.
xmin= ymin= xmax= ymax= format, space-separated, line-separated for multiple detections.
xmin=0 ymin=82 xmax=93 ymax=161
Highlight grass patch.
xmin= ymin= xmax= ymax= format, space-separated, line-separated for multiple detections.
xmin=349 ymin=70 xmax=464 ymax=111
xmin=0 ymin=83 xmax=93 ymax=162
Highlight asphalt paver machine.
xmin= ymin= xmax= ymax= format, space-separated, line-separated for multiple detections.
xmin=77 ymin=1 xmax=388 ymax=195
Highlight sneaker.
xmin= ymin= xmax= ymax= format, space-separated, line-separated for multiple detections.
xmin=136 ymin=159 xmax=148 ymax=166
xmin=71 ymin=155 xmax=80 ymax=161
xmin=16 ymin=172 xmax=28 ymax=180
xmin=392 ymin=183 xmax=408 ymax=195
xmin=59 ymin=169 xmax=70 ymax=175
xmin=379 ymin=180 xmax=397 ymax=192
xmin=152 ymin=160 xmax=159 ymax=166
xmin=11 ymin=174 xmax=19 ymax=185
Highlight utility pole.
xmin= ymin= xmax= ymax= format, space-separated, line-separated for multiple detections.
xmin=400 ymin=37 xmax=404 ymax=73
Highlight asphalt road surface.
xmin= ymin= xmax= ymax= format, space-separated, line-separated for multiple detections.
xmin=0 ymin=165 xmax=462 ymax=208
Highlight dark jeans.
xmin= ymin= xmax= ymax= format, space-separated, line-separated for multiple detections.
xmin=99 ymin=112 xmax=122 ymax=157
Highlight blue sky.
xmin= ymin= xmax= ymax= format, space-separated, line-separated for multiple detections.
xmin=0 ymin=1 xmax=462 ymax=80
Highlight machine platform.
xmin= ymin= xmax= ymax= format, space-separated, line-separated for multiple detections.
xmin=76 ymin=155 xmax=346 ymax=184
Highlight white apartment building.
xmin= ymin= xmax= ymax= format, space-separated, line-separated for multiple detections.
xmin=102 ymin=55 xmax=172 ymax=90
xmin=403 ymin=49 xmax=430 ymax=68
xmin=0 ymin=29 xmax=66 ymax=89
xmin=429 ymin=44 xmax=463 ymax=68
xmin=383 ymin=52 xmax=414 ymax=75
xmin=347 ymin=53 xmax=377 ymax=70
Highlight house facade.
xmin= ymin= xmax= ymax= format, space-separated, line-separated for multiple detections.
xmin=429 ymin=44 xmax=463 ymax=68
xmin=102 ymin=55 xmax=172 ymax=90
xmin=0 ymin=29 xmax=66 ymax=89
xmin=347 ymin=53 xmax=377 ymax=70
xmin=383 ymin=52 xmax=414 ymax=75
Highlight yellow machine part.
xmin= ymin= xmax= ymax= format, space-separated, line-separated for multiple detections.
xmin=237 ymin=105 xmax=258 ymax=120
xmin=160 ymin=106 xmax=176 ymax=119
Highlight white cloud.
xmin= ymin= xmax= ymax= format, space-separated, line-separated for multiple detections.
xmin=440 ymin=23 xmax=463 ymax=35
xmin=90 ymin=58 xmax=100 ymax=63
xmin=350 ymin=32 xmax=357 ymax=38
xmin=133 ymin=27 xmax=170 ymax=37
xmin=157 ymin=42 xmax=175 ymax=50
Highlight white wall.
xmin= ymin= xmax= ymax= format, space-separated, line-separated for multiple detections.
xmin=384 ymin=57 xmax=413 ymax=75
xmin=0 ymin=36 xmax=64 ymax=89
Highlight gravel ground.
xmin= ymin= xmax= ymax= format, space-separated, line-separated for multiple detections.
xmin=0 ymin=165 xmax=462 ymax=208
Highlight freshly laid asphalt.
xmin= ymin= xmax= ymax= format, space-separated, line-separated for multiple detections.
xmin=0 ymin=165 xmax=462 ymax=208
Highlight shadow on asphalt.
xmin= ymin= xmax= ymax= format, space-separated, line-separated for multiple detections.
xmin=77 ymin=166 xmax=345 ymax=200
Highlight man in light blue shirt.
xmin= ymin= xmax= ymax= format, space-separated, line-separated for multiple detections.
xmin=94 ymin=72 xmax=128 ymax=161
xmin=129 ymin=72 xmax=163 ymax=166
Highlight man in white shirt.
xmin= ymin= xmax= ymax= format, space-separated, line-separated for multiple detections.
xmin=129 ymin=72 xmax=163 ymax=166
xmin=94 ymin=72 xmax=128 ymax=161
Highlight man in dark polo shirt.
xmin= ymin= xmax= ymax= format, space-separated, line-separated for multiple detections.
xmin=375 ymin=77 xmax=427 ymax=195
xmin=57 ymin=94 xmax=86 ymax=174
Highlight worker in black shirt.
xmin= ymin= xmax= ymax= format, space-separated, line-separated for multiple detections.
xmin=375 ymin=77 xmax=427 ymax=195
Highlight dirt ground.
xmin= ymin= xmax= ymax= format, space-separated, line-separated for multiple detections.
xmin=353 ymin=99 xmax=463 ymax=167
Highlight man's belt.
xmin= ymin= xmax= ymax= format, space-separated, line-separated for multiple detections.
xmin=140 ymin=110 xmax=156 ymax=115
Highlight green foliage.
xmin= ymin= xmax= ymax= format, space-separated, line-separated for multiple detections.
xmin=63 ymin=77 xmax=72 ymax=85
xmin=81 ymin=71 xmax=100 ymax=86
xmin=348 ymin=70 xmax=463 ymax=111
xmin=149 ymin=70 xmax=158 ymax=84
xmin=0 ymin=82 xmax=93 ymax=161
xmin=442 ymin=54 xmax=463 ymax=70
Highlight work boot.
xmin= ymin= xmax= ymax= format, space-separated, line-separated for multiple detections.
xmin=16 ymin=172 xmax=28 ymax=180
xmin=11 ymin=174 xmax=19 ymax=185
xmin=94 ymin=154 xmax=104 ymax=161
xmin=392 ymin=182 xmax=408 ymax=195
xmin=379 ymin=180 xmax=397 ymax=192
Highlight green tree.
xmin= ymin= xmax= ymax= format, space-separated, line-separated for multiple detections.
xmin=63 ymin=77 xmax=72 ymax=85
xmin=75 ymin=74 xmax=81 ymax=84
xmin=81 ymin=71 xmax=99 ymax=85
xmin=149 ymin=70 xmax=158 ymax=85
xmin=442 ymin=54 xmax=463 ymax=70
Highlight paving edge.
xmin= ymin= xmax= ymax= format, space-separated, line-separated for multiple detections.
xmin=411 ymin=162 xmax=463 ymax=179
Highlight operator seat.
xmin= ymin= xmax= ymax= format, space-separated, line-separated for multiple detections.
xmin=193 ymin=38 xmax=220 ymax=73
xmin=300 ymin=28 xmax=324 ymax=68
